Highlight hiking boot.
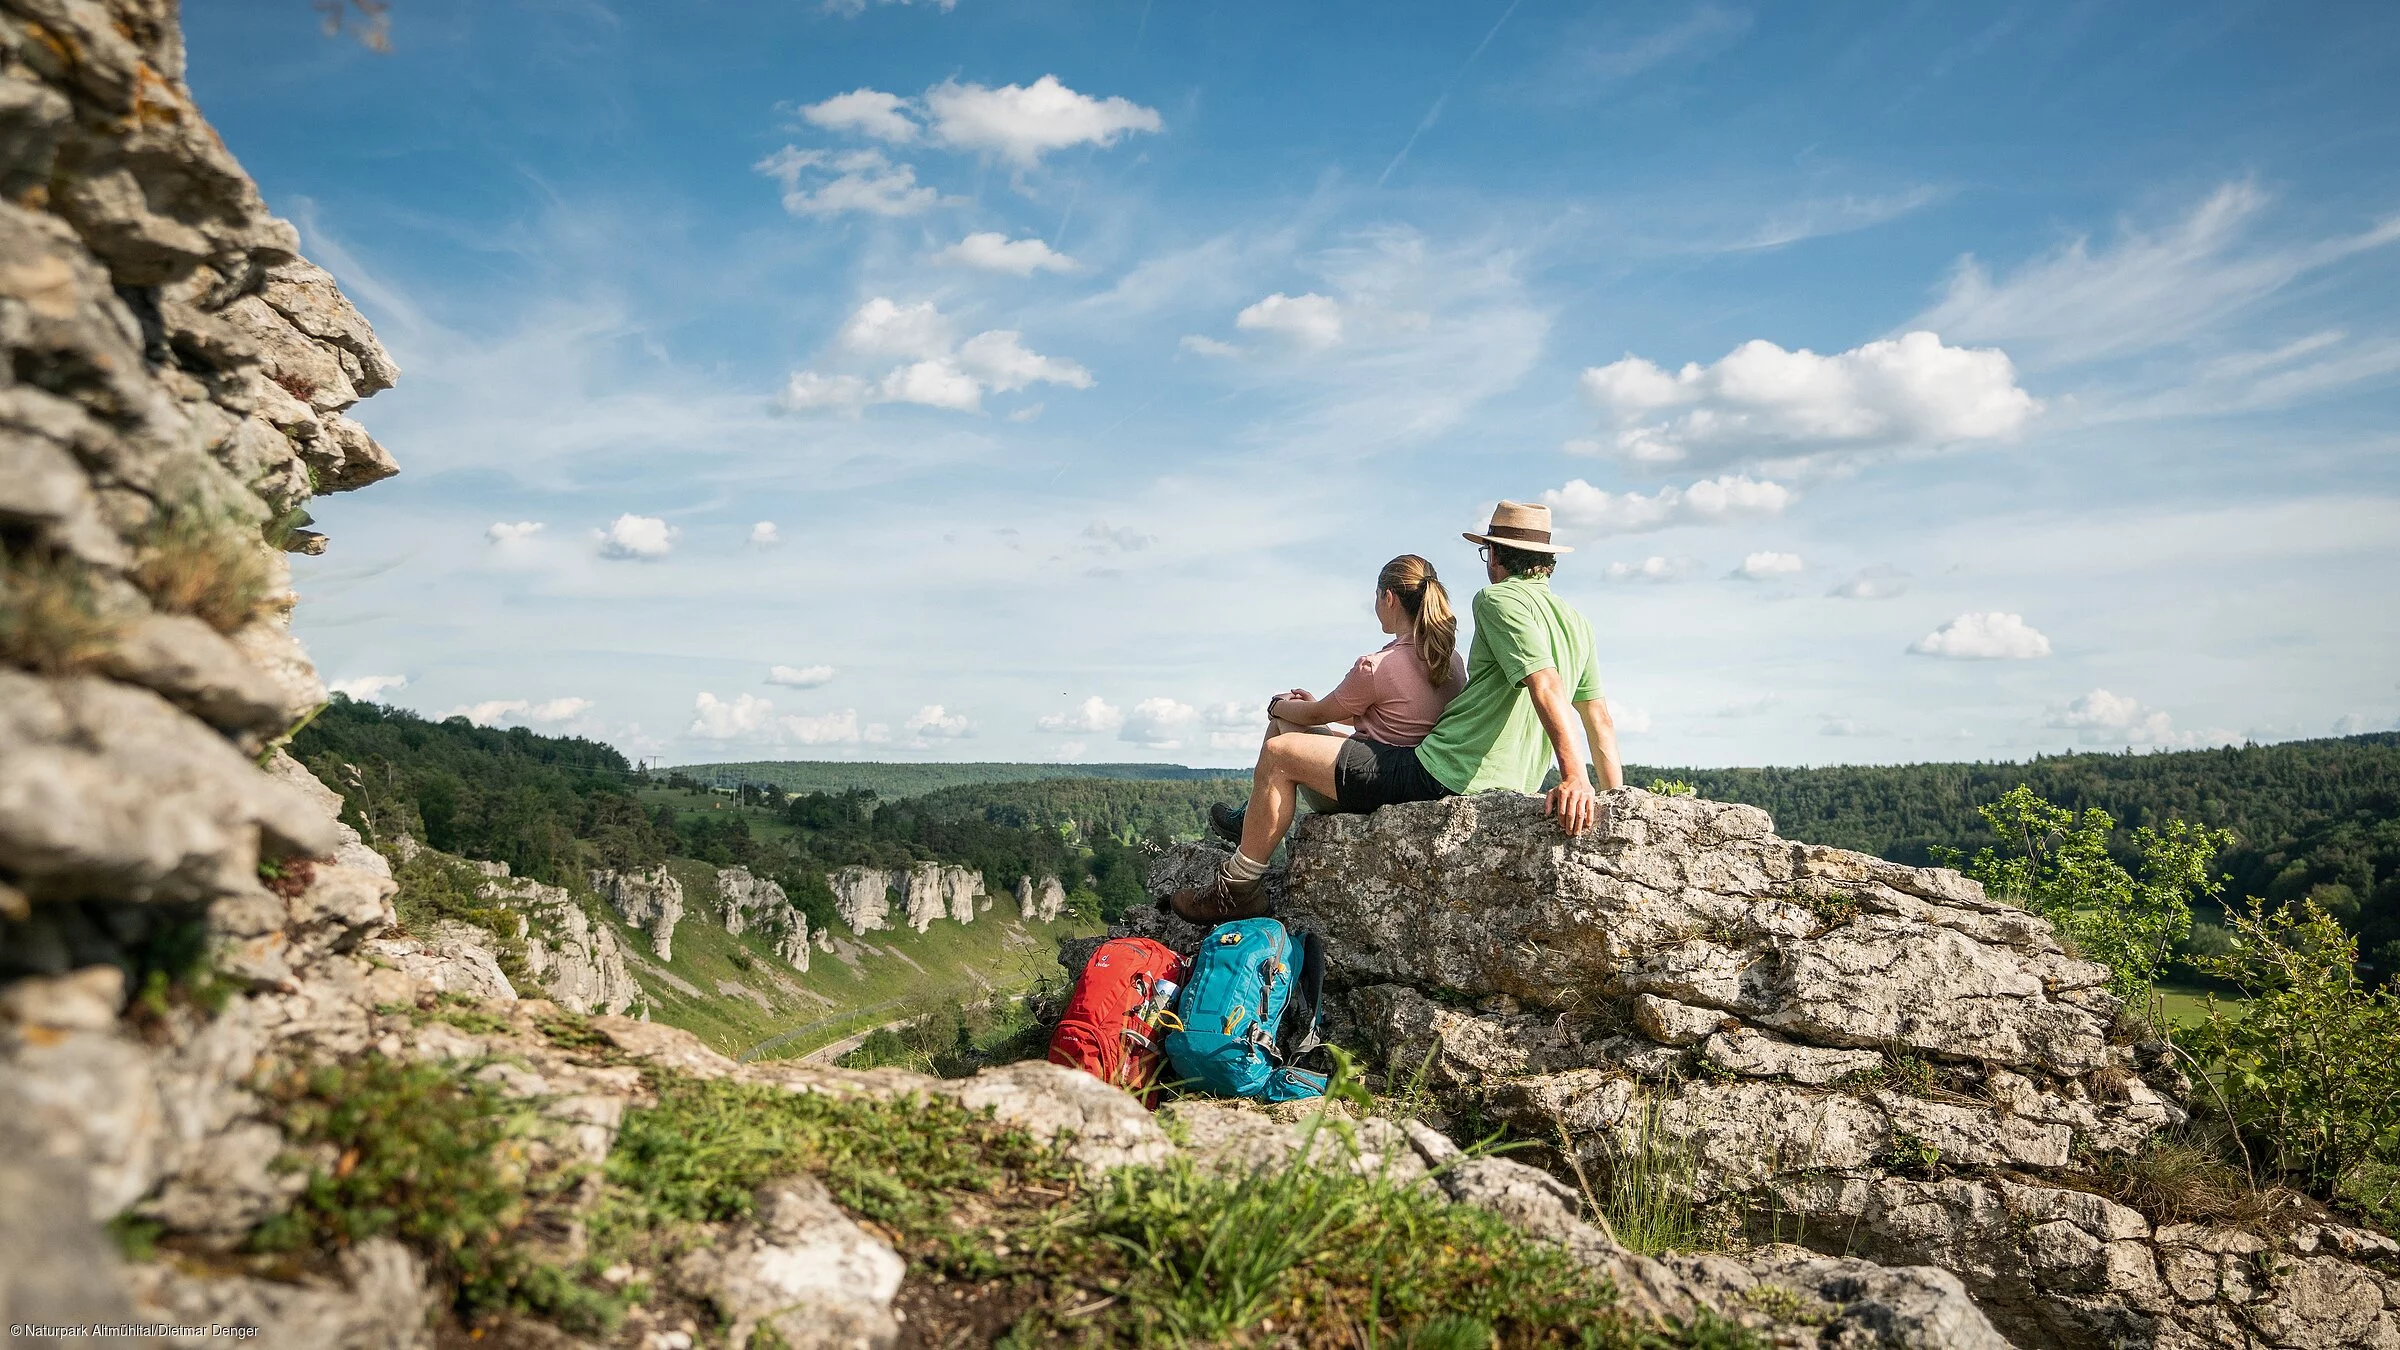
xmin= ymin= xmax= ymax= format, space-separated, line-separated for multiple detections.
xmin=1207 ymin=802 xmax=1246 ymax=845
xmin=1168 ymin=870 xmax=1269 ymax=925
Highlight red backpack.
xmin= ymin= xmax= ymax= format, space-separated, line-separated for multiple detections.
xmin=1049 ymin=937 xmax=1190 ymax=1105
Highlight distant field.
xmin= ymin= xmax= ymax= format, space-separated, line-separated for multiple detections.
xmin=2153 ymin=983 xmax=2242 ymax=1030
xmin=663 ymin=759 xmax=1241 ymax=798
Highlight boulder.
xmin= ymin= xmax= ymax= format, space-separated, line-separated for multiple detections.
xmin=1017 ymin=872 xmax=1069 ymax=922
xmin=716 ymin=865 xmax=809 ymax=973
xmin=484 ymin=876 xmax=640 ymax=1016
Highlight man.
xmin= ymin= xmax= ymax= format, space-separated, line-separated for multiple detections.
xmin=1170 ymin=500 xmax=1624 ymax=923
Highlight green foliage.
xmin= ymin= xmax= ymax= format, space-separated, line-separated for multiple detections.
xmin=387 ymin=847 xmax=530 ymax=987
xmin=1082 ymin=1146 xmax=1641 ymax=1346
xmin=837 ymin=989 xmax=1059 ymax=1078
xmin=297 ymin=697 xmax=665 ymax=884
xmin=1645 ymin=779 xmax=1699 ymax=797
xmin=1631 ymin=732 xmax=2400 ymax=980
xmin=910 ymin=775 xmax=1251 ymax=844
xmin=1596 ymin=1096 xmax=1705 ymax=1256
xmin=245 ymin=1055 xmax=574 ymax=1319
xmin=2180 ymin=896 xmax=2400 ymax=1205
xmin=1883 ymin=1132 xmax=1943 ymax=1178
xmin=1933 ymin=785 xmax=2228 ymax=1000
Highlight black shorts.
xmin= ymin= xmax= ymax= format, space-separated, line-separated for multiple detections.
xmin=1332 ymin=737 xmax=1456 ymax=814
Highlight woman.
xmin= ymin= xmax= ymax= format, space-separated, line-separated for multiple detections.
xmin=1210 ymin=554 xmax=1467 ymax=842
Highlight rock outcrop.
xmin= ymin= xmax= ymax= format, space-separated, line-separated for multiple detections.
xmin=590 ymin=864 xmax=682 ymax=962
xmin=828 ymin=864 xmax=892 ymax=934
xmin=826 ymin=862 xmax=985 ymax=935
xmin=716 ymin=865 xmax=809 ymax=972
xmin=485 ymin=873 xmax=640 ymax=1015
xmin=1128 ymin=791 xmax=2400 ymax=1350
xmin=1017 ymin=872 xmax=1068 ymax=922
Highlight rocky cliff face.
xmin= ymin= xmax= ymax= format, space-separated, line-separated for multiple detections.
xmin=487 ymin=871 xmax=641 ymax=1016
xmin=1126 ymin=792 xmax=2400 ymax=1350
xmin=827 ymin=862 xmax=987 ymax=935
xmin=715 ymin=864 xmax=808 ymax=972
xmin=590 ymin=864 xmax=682 ymax=962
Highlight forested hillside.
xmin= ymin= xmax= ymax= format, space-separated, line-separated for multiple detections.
xmin=666 ymin=758 xmax=1241 ymax=797
xmin=294 ymin=698 xmax=1159 ymax=923
xmin=907 ymin=776 xmax=1250 ymax=844
xmin=1634 ymin=732 xmax=2400 ymax=972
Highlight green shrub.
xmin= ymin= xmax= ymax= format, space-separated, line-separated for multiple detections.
xmin=2181 ymin=896 xmax=2400 ymax=1207
xmin=133 ymin=498 xmax=279 ymax=634
xmin=1934 ymin=785 xmax=2231 ymax=1002
xmin=387 ymin=847 xmax=530 ymax=988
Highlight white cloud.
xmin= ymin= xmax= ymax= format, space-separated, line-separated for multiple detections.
xmin=1120 ymin=696 xmax=1199 ymax=748
xmin=449 ymin=696 xmax=594 ymax=728
xmin=1052 ymin=740 xmax=1087 ymax=762
xmin=1735 ymin=551 xmax=1804 ymax=579
xmin=935 ymin=232 xmax=1078 ymax=275
xmin=922 ymin=75 xmax=1161 ymax=166
xmin=1909 ymin=612 xmax=2052 ymax=660
xmin=799 ymin=87 xmax=921 ymax=143
xmin=749 ymin=521 xmax=782 ymax=548
xmin=1544 ymin=474 xmax=1792 ymax=537
xmin=690 ymin=691 xmax=778 ymax=739
xmin=329 ymin=673 xmax=407 ymax=701
xmin=2334 ymin=713 xmax=2398 ymax=736
xmin=956 ymin=330 xmax=1093 ymax=392
xmin=838 ymin=297 xmax=953 ymax=360
xmin=877 ymin=358 xmax=985 ymax=411
xmin=1235 ymin=292 xmax=1345 ymax=350
xmin=2048 ymin=689 xmax=2177 ymax=744
xmin=905 ymin=704 xmax=973 ymax=739
xmin=1037 ymin=695 xmax=1122 ymax=733
xmin=755 ymin=146 xmax=939 ymax=218
xmin=1202 ymin=701 xmax=1255 ymax=729
xmin=778 ymin=370 xmax=874 ymax=414
xmin=596 ymin=513 xmax=676 ymax=560
xmin=1576 ymin=331 xmax=2037 ymax=469
xmin=1606 ymin=698 xmax=1652 ymax=735
xmin=1820 ymin=717 xmax=1885 ymax=738
xmin=784 ymin=299 xmax=1091 ymax=418
xmin=1828 ymin=564 xmax=1909 ymax=600
xmin=1082 ymin=522 xmax=1154 ymax=553
xmin=1604 ymin=555 xmax=1700 ymax=583
xmin=783 ymin=709 xmax=883 ymax=745
xmin=485 ymin=521 xmax=543 ymax=545
xmin=1737 ymin=186 xmax=1948 ymax=252
xmin=766 ymin=664 xmax=836 ymax=688
xmin=1006 ymin=402 xmax=1044 ymax=422
xmin=1179 ymin=334 xmax=1242 ymax=359
xmin=1916 ymin=181 xmax=2400 ymax=367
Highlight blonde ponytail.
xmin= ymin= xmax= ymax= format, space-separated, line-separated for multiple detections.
xmin=1379 ymin=554 xmax=1458 ymax=688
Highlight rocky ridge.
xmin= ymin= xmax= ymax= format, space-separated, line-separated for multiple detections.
xmin=825 ymin=860 xmax=997 ymax=935
xmin=1108 ymin=793 xmax=2399 ymax=1350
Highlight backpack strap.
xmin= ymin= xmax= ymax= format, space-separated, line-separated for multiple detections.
xmin=1282 ymin=930 xmax=1329 ymax=1060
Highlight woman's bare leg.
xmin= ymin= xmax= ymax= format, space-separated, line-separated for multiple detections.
xmin=1237 ymin=732 xmax=1345 ymax=864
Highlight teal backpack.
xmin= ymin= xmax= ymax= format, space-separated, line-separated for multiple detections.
xmin=1161 ymin=918 xmax=1328 ymax=1103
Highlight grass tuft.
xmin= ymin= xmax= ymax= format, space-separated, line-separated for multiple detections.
xmin=132 ymin=499 xmax=279 ymax=634
xmin=1599 ymin=1095 xmax=1707 ymax=1256
xmin=0 ymin=544 xmax=121 ymax=673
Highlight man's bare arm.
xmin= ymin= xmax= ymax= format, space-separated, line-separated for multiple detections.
xmin=1524 ymin=668 xmax=1597 ymax=834
xmin=1577 ymin=697 xmax=1624 ymax=790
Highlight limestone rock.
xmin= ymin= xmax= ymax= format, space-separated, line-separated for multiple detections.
xmin=828 ymin=865 xmax=892 ymax=934
xmin=359 ymin=923 xmax=517 ymax=1005
xmin=715 ymin=866 xmax=809 ymax=973
xmin=0 ymin=672 xmax=336 ymax=905
xmin=0 ymin=1115 xmax=138 ymax=1341
xmin=127 ymin=1237 xmax=436 ymax=1350
xmin=934 ymin=1060 xmax=1175 ymax=1171
xmin=672 ymin=1173 xmax=903 ymax=1350
xmin=898 ymin=860 xmax=982 ymax=932
xmin=1017 ymin=872 xmax=1068 ymax=922
xmin=591 ymin=864 xmax=682 ymax=961
xmin=483 ymin=876 xmax=639 ymax=1016
xmin=1634 ymin=992 xmax=1736 ymax=1046
xmin=1701 ymin=1027 xmax=1885 ymax=1085
xmin=89 ymin=613 xmax=291 ymax=734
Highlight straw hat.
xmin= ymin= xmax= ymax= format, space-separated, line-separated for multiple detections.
xmin=1462 ymin=500 xmax=1572 ymax=554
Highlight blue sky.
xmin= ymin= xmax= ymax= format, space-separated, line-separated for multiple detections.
xmin=188 ymin=0 xmax=2400 ymax=769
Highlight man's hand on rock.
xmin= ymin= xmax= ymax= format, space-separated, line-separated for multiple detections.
xmin=1544 ymin=775 xmax=1598 ymax=835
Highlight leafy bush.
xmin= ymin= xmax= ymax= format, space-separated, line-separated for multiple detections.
xmin=2180 ymin=896 xmax=2400 ymax=1208
xmin=1934 ymin=785 xmax=2230 ymax=1000
xmin=387 ymin=847 xmax=530 ymax=987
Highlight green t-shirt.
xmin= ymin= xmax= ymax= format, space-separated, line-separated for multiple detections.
xmin=1415 ymin=574 xmax=1602 ymax=795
